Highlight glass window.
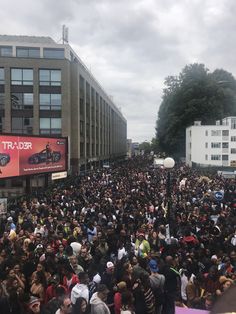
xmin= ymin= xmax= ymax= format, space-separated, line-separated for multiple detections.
xmin=11 ymin=93 xmax=33 ymax=109
xmin=231 ymin=136 xmax=236 ymax=142
xmin=211 ymin=130 xmax=221 ymax=136
xmin=205 ymin=130 xmax=208 ymax=136
xmin=39 ymin=70 xmax=50 ymax=84
xmin=39 ymin=94 xmax=61 ymax=110
xmin=24 ymin=93 xmax=33 ymax=105
xmin=43 ymin=48 xmax=64 ymax=59
xmin=11 ymin=68 xmax=33 ymax=85
xmin=211 ymin=155 xmax=221 ymax=160
xmin=40 ymin=118 xmax=50 ymax=129
xmin=16 ymin=48 xmax=28 ymax=58
xmin=205 ymin=154 xmax=208 ymax=160
xmin=0 ymin=117 xmax=4 ymax=133
xmin=0 ymin=46 xmax=12 ymax=57
xmin=12 ymin=117 xmax=33 ymax=134
xmin=23 ymin=69 xmax=33 ymax=84
xmin=40 ymin=118 xmax=61 ymax=134
xmin=0 ymin=93 xmax=4 ymax=109
xmin=231 ymin=148 xmax=236 ymax=154
xmin=51 ymin=70 xmax=61 ymax=81
xmin=51 ymin=118 xmax=61 ymax=129
xmin=39 ymin=69 xmax=61 ymax=86
xmin=211 ymin=142 xmax=221 ymax=148
xmin=222 ymin=142 xmax=229 ymax=148
xmin=222 ymin=155 xmax=228 ymax=160
xmin=205 ymin=142 xmax=208 ymax=148
xmin=222 ymin=130 xmax=229 ymax=136
xmin=231 ymin=118 xmax=236 ymax=129
xmin=16 ymin=47 xmax=40 ymax=58
xmin=0 ymin=68 xmax=4 ymax=84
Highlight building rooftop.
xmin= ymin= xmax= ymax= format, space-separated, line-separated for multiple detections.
xmin=0 ymin=35 xmax=55 ymax=44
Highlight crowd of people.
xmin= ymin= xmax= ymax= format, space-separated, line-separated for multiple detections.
xmin=0 ymin=156 xmax=236 ymax=314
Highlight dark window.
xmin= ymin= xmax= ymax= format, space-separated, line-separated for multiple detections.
xmin=39 ymin=93 xmax=61 ymax=110
xmin=80 ymin=121 xmax=84 ymax=135
xmin=0 ymin=93 xmax=4 ymax=109
xmin=43 ymin=48 xmax=64 ymax=59
xmin=16 ymin=47 xmax=40 ymax=58
xmin=11 ymin=68 xmax=33 ymax=85
xmin=0 ymin=46 xmax=12 ymax=57
xmin=12 ymin=117 xmax=33 ymax=134
xmin=80 ymin=143 xmax=84 ymax=157
xmin=39 ymin=69 xmax=61 ymax=86
xmin=11 ymin=93 xmax=33 ymax=110
xmin=80 ymin=98 xmax=84 ymax=116
xmin=231 ymin=148 xmax=236 ymax=154
xmin=222 ymin=142 xmax=229 ymax=148
xmin=231 ymin=118 xmax=236 ymax=129
xmin=222 ymin=155 xmax=229 ymax=160
xmin=0 ymin=68 xmax=4 ymax=84
xmin=222 ymin=130 xmax=229 ymax=136
xmin=0 ymin=117 xmax=4 ymax=132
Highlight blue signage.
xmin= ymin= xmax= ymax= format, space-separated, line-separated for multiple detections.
xmin=214 ymin=191 xmax=224 ymax=201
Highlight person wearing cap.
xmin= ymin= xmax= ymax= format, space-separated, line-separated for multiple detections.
xmin=90 ymin=284 xmax=111 ymax=314
xmin=101 ymin=262 xmax=116 ymax=313
xmin=134 ymin=232 xmax=150 ymax=258
xmin=149 ymin=259 xmax=165 ymax=314
xmin=27 ymin=296 xmax=42 ymax=314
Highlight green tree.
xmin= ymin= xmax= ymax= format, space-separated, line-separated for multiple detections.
xmin=156 ymin=64 xmax=236 ymax=157
xmin=139 ymin=141 xmax=151 ymax=153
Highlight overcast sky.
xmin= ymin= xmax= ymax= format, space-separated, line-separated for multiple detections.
xmin=1 ymin=0 xmax=236 ymax=142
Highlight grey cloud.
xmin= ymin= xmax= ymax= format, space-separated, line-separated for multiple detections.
xmin=0 ymin=0 xmax=236 ymax=141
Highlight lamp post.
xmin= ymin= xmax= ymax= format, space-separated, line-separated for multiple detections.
xmin=163 ymin=157 xmax=175 ymax=237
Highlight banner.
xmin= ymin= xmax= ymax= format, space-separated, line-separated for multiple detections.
xmin=0 ymin=135 xmax=67 ymax=178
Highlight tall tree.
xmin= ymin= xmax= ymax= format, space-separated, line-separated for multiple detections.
xmin=156 ymin=64 xmax=236 ymax=157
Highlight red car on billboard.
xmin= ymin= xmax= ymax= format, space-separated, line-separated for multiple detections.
xmin=0 ymin=135 xmax=67 ymax=178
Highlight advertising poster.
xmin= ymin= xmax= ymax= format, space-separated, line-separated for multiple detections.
xmin=0 ymin=198 xmax=7 ymax=215
xmin=0 ymin=135 xmax=67 ymax=178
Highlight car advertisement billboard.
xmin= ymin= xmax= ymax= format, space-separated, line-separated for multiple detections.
xmin=0 ymin=135 xmax=67 ymax=178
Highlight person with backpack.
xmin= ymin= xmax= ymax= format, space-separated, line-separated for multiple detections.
xmin=148 ymin=259 xmax=165 ymax=314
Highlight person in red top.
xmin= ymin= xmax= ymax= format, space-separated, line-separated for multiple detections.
xmin=114 ymin=281 xmax=127 ymax=314
xmin=62 ymin=264 xmax=79 ymax=295
xmin=45 ymin=274 xmax=67 ymax=304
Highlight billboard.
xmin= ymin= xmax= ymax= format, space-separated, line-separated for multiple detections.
xmin=0 ymin=135 xmax=67 ymax=178
xmin=0 ymin=198 xmax=7 ymax=215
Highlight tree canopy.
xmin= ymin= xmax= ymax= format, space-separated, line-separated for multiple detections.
xmin=156 ymin=63 xmax=236 ymax=157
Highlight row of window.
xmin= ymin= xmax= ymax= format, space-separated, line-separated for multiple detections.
xmin=204 ymin=139 xmax=236 ymax=149
xmin=0 ymin=46 xmax=64 ymax=59
xmin=206 ymin=151 xmax=236 ymax=161
xmin=11 ymin=117 xmax=61 ymax=135
xmin=206 ymin=130 xmax=230 ymax=136
xmin=0 ymin=68 xmax=61 ymax=86
xmin=0 ymin=92 xmax=61 ymax=110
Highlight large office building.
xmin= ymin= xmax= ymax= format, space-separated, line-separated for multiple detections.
xmin=0 ymin=35 xmax=127 ymax=194
xmin=186 ymin=117 xmax=236 ymax=167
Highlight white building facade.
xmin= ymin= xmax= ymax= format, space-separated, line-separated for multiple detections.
xmin=186 ymin=117 xmax=236 ymax=167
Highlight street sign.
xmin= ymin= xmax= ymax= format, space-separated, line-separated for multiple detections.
xmin=214 ymin=191 xmax=224 ymax=201
xmin=51 ymin=171 xmax=67 ymax=180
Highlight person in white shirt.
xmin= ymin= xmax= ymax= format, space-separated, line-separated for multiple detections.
xmin=71 ymin=272 xmax=89 ymax=305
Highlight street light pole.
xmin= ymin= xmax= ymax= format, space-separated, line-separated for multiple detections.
xmin=163 ymin=157 xmax=175 ymax=237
